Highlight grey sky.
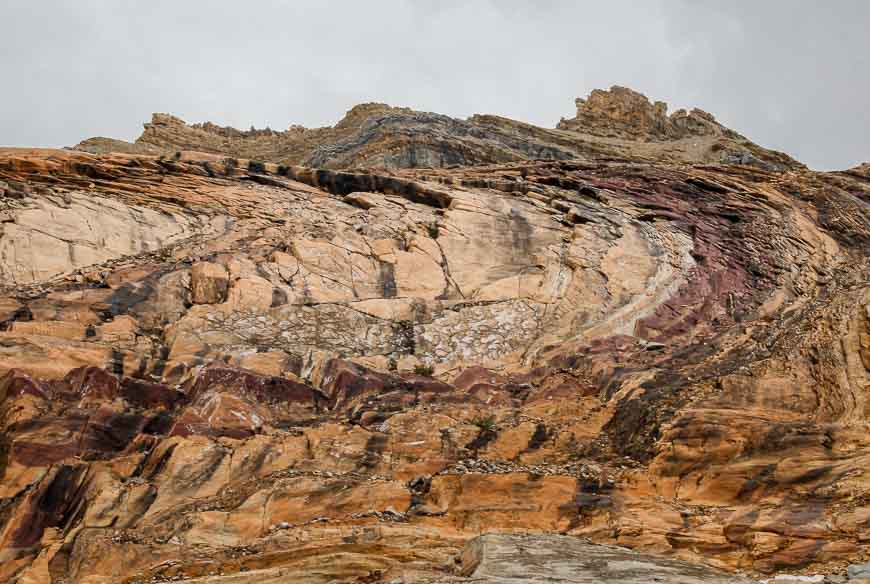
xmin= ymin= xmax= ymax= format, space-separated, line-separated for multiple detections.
xmin=1 ymin=1 xmax=867 ymax=170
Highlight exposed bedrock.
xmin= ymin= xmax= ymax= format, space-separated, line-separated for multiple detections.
xmin=74 ymin=86 xmax=804 ymax=172
xmin=0 ymin=92 xmax=868 ymax=583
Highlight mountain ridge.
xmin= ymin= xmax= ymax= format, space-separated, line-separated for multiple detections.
xmin=74 ymin=85 xmax=804 ymax=172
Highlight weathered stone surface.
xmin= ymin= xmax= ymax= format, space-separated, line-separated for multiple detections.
xmin=0 ymin=88 xmax=868 ymax=584
xmin=72 ymin=87 xmax=803 ymax=172
xmin=849 ymin=565 xmax=870 ymax=580
xmin=455 ymin=534 xmax=756 ymax=583
xmin=0 ymin=180 xmax=222 ymax=284
xmin=190 ymin=261 xmax=229 ymax=304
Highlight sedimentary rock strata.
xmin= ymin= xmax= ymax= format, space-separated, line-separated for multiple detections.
xmin=75 ymin=86 xmax=803 ymax=172
xmin=0 ymin=87 xmax=868 ymax=583
xmin=454 ymin=533 xmax=756 ymax=583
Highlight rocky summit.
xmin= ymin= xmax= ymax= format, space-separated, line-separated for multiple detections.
xmin=0 ymin=86 xmax=868 ymax=584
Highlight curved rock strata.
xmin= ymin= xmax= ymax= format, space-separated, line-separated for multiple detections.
xmin=0 ymin=88 xmax=868 ymax=583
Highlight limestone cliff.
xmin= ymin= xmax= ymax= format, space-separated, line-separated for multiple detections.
xmin=0 ymin=88 xmax=868 ymax=583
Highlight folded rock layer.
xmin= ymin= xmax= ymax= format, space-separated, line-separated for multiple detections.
xmin=0 ymin=86 xmax=868 ymax=583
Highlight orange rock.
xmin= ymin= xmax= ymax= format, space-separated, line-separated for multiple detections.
xmin=0 ymin=88 xmax=867 ymax=582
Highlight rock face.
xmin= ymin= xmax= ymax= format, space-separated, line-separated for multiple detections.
xmin=455 ymin=534 xmax=755 ymax=583
xmin=73 ymin=86 xmax=803 ymax=172
xmin=558 ymin=85 xmax=722 ymax=140
xmin=1 ymin=87 xmax=869 ymax=584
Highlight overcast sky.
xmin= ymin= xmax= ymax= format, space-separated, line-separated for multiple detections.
xmin=1 ymin=1 xmax=867 ymax=170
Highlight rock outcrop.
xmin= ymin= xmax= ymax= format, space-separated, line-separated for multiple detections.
xmin=558 ymin=85 xmax=723 ymax=140
xmin=454 ymin=534 xmax=756 ymax=583
xmin=74 ymin=86 xmax=803 ymax=172
xmin=1 ymin=87 xmax=868 ymax=583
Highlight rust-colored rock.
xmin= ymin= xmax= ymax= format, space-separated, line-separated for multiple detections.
xmin=190 ymin=261 xmax=229 ymax=304
xmin=0 ymin=88 xmax=868 ymax=583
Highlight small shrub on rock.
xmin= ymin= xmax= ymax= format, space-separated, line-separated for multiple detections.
xmin=414 ymin=363 xmax=435 ymax=377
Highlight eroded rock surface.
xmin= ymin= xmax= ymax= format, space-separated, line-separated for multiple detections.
xmin=454 ymin=534 xmax=756 ymax=583
xmin=74 ymin=87 xmax=803 ymax=172
xmin=0 ymin=88 xmax=869 ymax=583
